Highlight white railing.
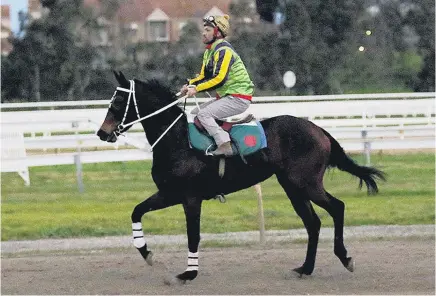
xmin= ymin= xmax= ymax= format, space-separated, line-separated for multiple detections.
xmin=2 ymin=98 xmax=434 ymax=134
xmin=1 ymin=131 xmax=30 ymax=185
xmin=1 ymin=93 xmax=435 ymax=185
xmin=18 ymin=126 xmax=434 ymax=166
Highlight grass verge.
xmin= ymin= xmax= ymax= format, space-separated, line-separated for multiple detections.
xmin=1 ymin=152 xmax=434 ymax=241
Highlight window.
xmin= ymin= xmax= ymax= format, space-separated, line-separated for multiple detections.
xmin=149 ymin=21 xmax=168 ymax=41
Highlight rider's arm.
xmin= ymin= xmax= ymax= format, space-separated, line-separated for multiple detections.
xmin=195 ymin=48 xmax=234 ymax=92
xmin=188 ymin=63 xmax=206 ymax=85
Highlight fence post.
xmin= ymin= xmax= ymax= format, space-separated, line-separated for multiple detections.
xmin=73 ymin=121 xmax=84 ymax=193
xmin=254 ymin=184 xmax=265 ymax=244
xmin=361 ymin=130 xmax=371 ymax=166
xmin=74 ymin=154 xmax=84 ymax=193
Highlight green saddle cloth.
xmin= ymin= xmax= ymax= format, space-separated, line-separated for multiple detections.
xmin=188 ymin=121 xmax=267 ymax=156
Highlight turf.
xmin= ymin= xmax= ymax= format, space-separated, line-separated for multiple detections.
xmin=1 ymin=152 xmax=434 ymax=241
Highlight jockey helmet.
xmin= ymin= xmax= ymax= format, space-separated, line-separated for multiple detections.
xmin=203 ymin=14 xmax=230 ymax=37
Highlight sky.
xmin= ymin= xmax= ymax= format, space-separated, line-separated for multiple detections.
xmin=2 ymin=0 xmax=28 ymax=34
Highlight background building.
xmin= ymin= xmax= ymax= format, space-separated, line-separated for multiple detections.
xmin=1 ymin=5 xmax=12 ymax=55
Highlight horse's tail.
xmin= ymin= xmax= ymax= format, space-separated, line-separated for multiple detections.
xmin=322 ymin=128 xmax=386 ymax=195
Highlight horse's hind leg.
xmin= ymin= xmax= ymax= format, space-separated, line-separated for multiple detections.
xmin=131 ymin=191 xmax=179 ymax=264
xmin=313 ymin=190 xmax=354 ymax=272
xmin=299 ymin=183 xmax=354 ymax=272
xmin=276 ymin=174 xmax=321 ymax=276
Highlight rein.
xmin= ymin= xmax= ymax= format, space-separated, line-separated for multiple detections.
xmin=113 ymin=80 xmax=188 ymax=151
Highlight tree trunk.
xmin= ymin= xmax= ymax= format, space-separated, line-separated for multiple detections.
xmin=79 ymin=68 xmax=91 ymax=97
xmin=33 ymin=64 xmax=41 ymax=102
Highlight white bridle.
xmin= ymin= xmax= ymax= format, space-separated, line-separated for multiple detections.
xmin=110 ymin=80 xmax=188 ymax=151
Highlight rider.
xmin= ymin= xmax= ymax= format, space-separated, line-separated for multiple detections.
xmin=180 ymin=14 xmax=255 ymax=156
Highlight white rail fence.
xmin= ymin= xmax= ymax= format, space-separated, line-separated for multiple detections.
xmin=1 ymin=93 xmax=435 ymax=186
xmin=1 ymin=131 xmax=30 ymax=185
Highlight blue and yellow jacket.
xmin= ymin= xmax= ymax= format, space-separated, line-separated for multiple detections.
xmin=188 ymin=39 xmax=254 ymax=100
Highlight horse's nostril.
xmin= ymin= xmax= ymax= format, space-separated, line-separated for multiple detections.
xmin=108 ymin=135 xmax=117 ymax=143
xmin=97 ymin=129 xmax=108 ymax=141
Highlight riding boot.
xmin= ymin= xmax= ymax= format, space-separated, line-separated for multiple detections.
xmin=211 ymin=141 xmax=233 ymax=156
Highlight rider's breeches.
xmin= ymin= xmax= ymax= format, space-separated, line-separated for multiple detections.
xmin=193 ymin=95 xmax=250 ymax=146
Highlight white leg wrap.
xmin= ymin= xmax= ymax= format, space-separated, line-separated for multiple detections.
xmin=186 ymin=251 xmax=199 ymax=271
xmin=132 ymin=222 xmax=146 ymax=248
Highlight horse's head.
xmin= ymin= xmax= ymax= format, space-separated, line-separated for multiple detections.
xmin=97 ymin=71 xmax=139 ymax=142
xmin=97 ymin=71 xmax=183 ymax=143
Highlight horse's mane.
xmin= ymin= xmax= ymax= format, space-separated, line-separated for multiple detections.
xmin=135 ymin=78 xmax=178 ymax=106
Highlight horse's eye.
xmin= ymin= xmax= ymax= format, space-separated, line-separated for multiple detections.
xmin=112 ymin=96 xmax=124 ymax=110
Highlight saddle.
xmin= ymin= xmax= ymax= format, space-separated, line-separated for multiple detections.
xmin=193 ymin=113 xmax=255 ymax=132
xmin=187 ymin=113 xmax=267 ymax=158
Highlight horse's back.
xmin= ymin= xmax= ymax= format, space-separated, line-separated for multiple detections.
xmin=260 ymin=115 xmax=331 ymax=171
xmin=260 ymin=115 xmax=329 ymax=144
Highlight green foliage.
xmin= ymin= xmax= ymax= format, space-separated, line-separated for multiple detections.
xmin=1 ymin=0 xmax=434 ymax=101
xmin=1 ymin=153 xmax=434 ymax=241
xmin=1 ymin=0 xmax=96 ymax=102
xmin=398 ymin=0 xmax=435 ymax=91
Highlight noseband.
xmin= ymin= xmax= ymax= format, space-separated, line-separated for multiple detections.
xmin=110 ymin=80 xmax=187 ymax=151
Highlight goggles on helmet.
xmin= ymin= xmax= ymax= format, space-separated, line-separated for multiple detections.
xmin=203 ymin=16 xmax=217 ymax=27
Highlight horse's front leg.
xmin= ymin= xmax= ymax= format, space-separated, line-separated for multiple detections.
xmin=176 ymin=197 xmax=203 ymax=283
xmin=131 ymin=191 xmax=179 ymax=264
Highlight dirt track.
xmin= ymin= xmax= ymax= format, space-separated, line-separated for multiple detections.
xmin=2 ymin=237 xmax=434 ymax=295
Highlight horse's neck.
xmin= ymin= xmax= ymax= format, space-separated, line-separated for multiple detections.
xmin=141 ymin=113 xmax=189 ymax=154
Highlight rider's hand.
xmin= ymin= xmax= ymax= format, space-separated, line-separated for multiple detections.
xmin=180 ymin=84 xmax=188 ymax=95
xmin=186 ymin=86 xmax=197 ymax=97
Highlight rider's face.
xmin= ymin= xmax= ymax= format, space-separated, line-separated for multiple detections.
xmin=202 ymin=26 xmax=215 ymax=44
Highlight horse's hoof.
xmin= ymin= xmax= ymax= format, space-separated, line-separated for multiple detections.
xmin=292 ymin=265 xmax=313 ymax=278
xmin=176 ymin=270 xmax=198 ymax=282
xmin=136 ymin=246 xmax=153 ymax=266
xmin=163 ymin=275 xmax=186 ymax=286
xmin=292 ymin=266 xmax=312 ymax=278
xmin=145 ymin=251 xmax=154 ymax=266
xmin=345 ymin=257 xmax=355 ymax=272
xmin=292 ymin=267 xmax=304 ymax=278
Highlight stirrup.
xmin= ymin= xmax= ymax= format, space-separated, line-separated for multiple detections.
xmin=214 ymin=194 xmax=226 ymax=203
xmin=205 ymin=144 xmax=215 ymax=156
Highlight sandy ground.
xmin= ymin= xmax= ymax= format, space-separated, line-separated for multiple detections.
xmin=2 ymin=237 xmax=434 ymax=295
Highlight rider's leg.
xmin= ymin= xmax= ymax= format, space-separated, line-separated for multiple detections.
xmin=190 ymin=99 xmax=217 ymax=115
xmin=197 ymin=95 xmax=250 ymax=155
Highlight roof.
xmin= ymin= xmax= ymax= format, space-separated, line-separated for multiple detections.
xmin=28 ymin=0 xmax=41 ymax=12
xmin=1 ymin=5 xmax=10 ymax=18
xmin=84 ymin=0 xmax=231 ymax=23
xmin=83 ymin=0 xmax=101 ymax=9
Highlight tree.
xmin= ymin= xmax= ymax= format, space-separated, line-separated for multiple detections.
xmin=255 ymin=0 xmax=278 ymax=22
xmin=2 ymin=15 xmax=48 ymax=101
xmin=1 ymin=0 xmax=97 ymax=101
xmin=274 ymin=0 xmax=363 ymax=94
xmin=404 ymin=0 xmax=435 ymax=91
xmin=168 ymin=21 xmax=203 ymax=86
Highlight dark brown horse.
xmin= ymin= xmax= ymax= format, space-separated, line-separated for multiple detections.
xmin=97 ymin=71 xmax=385 ymax=283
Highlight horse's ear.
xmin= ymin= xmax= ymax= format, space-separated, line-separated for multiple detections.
xmin=119 ymin=71 xmax=125 ymax=80
xmin=113 ymin=70 xmax=128 ymax=86
xmin=113 ymin=70 xmax=120 ymax=82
